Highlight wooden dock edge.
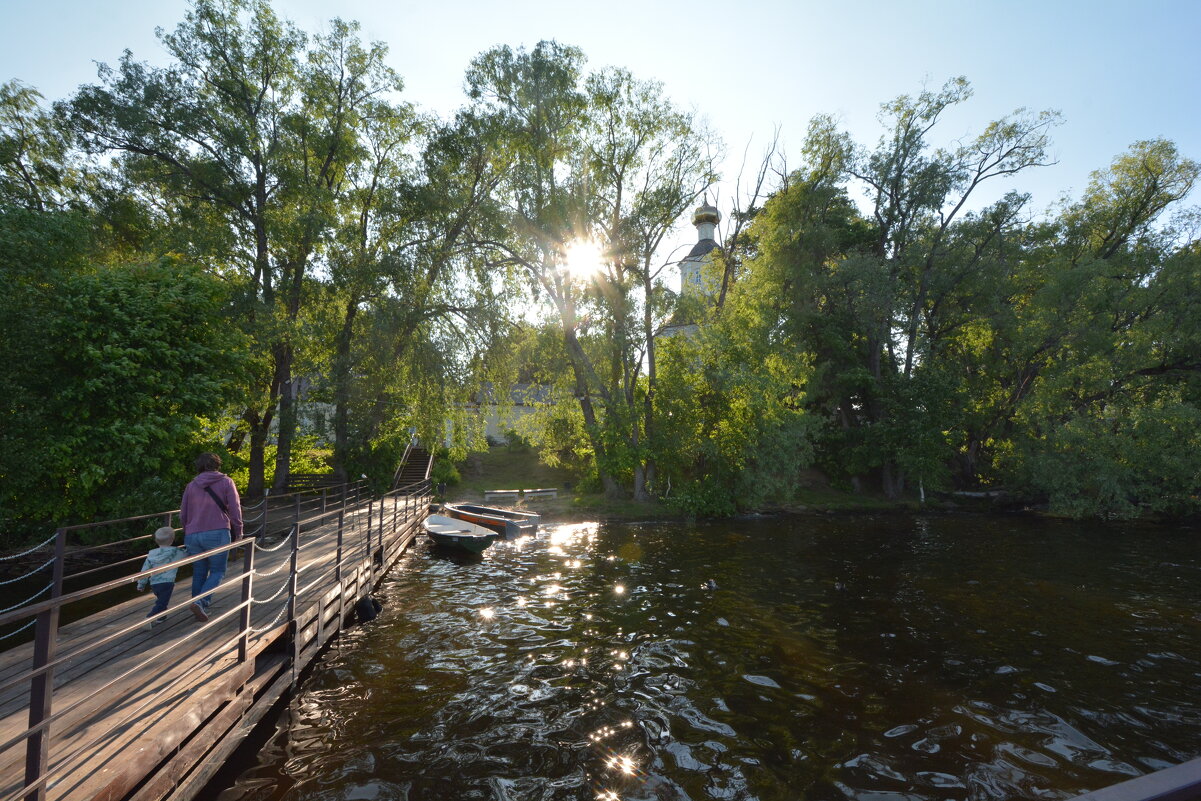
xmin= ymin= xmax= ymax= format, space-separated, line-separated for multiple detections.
xmin=1067 ymin=757 xmax=1201 ymax=801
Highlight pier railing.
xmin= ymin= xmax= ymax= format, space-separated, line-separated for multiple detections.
xmin=0 ymin=478 xmax=430 ymax=801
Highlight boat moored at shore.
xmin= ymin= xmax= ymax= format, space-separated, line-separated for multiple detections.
xmin=423 ymin=514 xmax=499 ymax=553
xmin=442 ymin=503 xmax=539 ymax=539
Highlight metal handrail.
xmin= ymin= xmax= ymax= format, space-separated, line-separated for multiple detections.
xmin=0 ymin=538 xmax=248 ymax=630
xmin=1 ymin=480 xmax=370 ymax=574
xmin=1 ymin=480 xmax=374 ymax=603
xmin=54 ymin=509 xmax=175 ymax=535
xmin=0 ymin=476 xmax=430 ymax=801
xmin=0 ymin=597 xmax=251 ymax=757
xmin=392 ymin=436 xmax=418 ymax=490
xmin=10 ymin=606 xmax=258 ymax=801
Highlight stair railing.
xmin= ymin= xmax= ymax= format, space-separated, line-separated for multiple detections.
xmin=391 ymin=430 xmax=420 ymax=490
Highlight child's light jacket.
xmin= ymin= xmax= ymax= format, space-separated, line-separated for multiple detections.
xmin=136 ymin=546 xmax=187 ymax=589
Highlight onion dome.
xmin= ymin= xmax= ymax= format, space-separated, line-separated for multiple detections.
xmin=691 ymin=200 xmax=721 ymax=227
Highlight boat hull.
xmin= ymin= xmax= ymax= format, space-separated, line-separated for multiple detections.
xmin=443 ymin=503 xmax=540 ymax=539
xmin=423 ymin=514 xmax=498 ymax=553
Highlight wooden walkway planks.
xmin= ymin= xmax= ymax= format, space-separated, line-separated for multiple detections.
xmin=0 ymin=490 xmax=427 ymax=801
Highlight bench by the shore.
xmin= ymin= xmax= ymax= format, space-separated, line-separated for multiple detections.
xmin=483 ymin=487 xmax=558 ymax=502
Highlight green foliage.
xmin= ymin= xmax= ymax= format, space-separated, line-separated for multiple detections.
xmin=0 ymin=80 xmax=78 ymax=211
xmin=503 ymin=430 xmax=531 ymax=452
xmin=1007 ymin=393 xmax=1201 ymax=519
xmin=430 ymin=458 xmax=461 ymax=487
xmin=666 ymin=481 xmax=737 ymax=518
xmin=0 ymin=212 xmax=248 ymax=540
xmin=6 ymin=17 xmax=1201 ymax=528
xmin=652 ymin=267 xmax=821 ymax=515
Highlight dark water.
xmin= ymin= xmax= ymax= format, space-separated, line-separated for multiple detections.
xmin=214 ymin=515 xmax=1201 ymax=801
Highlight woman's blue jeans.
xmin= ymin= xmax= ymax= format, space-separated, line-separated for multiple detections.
xmin=185 ymin=528 xmax=230 ymax=611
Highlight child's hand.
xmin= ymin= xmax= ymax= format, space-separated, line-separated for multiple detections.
xmin=137 ymin=584 xmax=147 ymax=592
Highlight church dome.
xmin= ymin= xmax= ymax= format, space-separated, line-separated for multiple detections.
xmin=692 ymin=201 xmax=721 ymax=227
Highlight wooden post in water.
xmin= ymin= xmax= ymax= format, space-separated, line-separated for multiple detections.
xmin=24 ymin=528 xmax=66 ymax=801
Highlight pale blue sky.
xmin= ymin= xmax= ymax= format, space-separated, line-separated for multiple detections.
xmin=2 ymin=0 xmax=1199 ymax=240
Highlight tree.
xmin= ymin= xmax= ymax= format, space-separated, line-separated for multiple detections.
xmin=993 ymin=141 xmax=1201 ymax=515
xmin=463 ymin=41 xmax=629 ymax=493
xmin=66 ymin=0 xmax=411 ymax=495
xmin=0 ymin=206 xmax=246 ymax=540
xmin=752 ymin=80 xmax=1060 ymax=497
xmin=319 ymin=106 xmax=515 ymax=480
xmin=0 ymin=80 xmax=79 ymax=211
xmin=464 ymin=42 xmax=716 ymax=498
xmin=653 ymin=254 xmax=819 ymax=516
xmin=582 ymin=66 xmax=716 ymax=500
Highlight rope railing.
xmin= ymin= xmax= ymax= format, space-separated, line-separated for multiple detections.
xmin=0 ymin=584 xmax=52 ymax=616
xmin=0 ymin=558 xmax=54 ymax=586
xmin=0 ymin=533 xmax=57 ymax=562
xmin=248 ymin=600 xmax=290 ymax=635
xmin=0 ymin=473 xmax=430 ymax=801
xmin=252 ymin=528 xmax=296 ymax=553
xmin=250 ymin=580 xmax=289 ymax=606
xmin=0 ymin=620 xmax=36 ymax=642
xmin=251 ymin=560 xmax=291 ymax=579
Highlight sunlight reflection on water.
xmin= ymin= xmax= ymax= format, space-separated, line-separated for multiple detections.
xmin=216 ymin=515 xmax=1201 ymax=801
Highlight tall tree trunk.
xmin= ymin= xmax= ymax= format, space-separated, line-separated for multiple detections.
xmin=839 ymin=400 xmax=863 ymax=494
xmin=272 ymin=343 xmax=295 ymax=492
xmin=247 ymin=419 xmax=269 ymax=499
xmin=272 ymin=255 xmax=310 ymax=491
xmin=632 ymin=464 xmax=648 ymax=502
xmin=563 ymin=329 xmax=623 ymax=499
xmin=635 ymin=272 xmax=657 ymax=503
xmin=247 ymin=196 xmax=272 ymax=497
xmin=331 ymin=300 xmax=358 ymax=482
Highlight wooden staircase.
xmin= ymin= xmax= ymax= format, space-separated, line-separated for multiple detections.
xmin=392 ymin=446 xmax=433 ymax=489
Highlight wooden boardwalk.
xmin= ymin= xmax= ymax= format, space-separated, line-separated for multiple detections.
xmin=0 ymin=484 xmax=429 ymax=801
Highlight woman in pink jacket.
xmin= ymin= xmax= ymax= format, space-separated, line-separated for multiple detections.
xmin=179 ymin=452 xmax=243 ymax=622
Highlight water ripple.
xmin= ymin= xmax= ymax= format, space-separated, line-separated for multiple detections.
xmin=217 ymin=516 xmax=1201 ymax=801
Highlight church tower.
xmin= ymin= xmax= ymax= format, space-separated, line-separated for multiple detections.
xmin=659 ymin=198 xmax=722 ymax=340
xmin=679 ymin=198 xmax=721 ymax=297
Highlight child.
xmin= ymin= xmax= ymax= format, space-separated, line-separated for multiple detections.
xmin=136 ymin=527 xmax=187 ymax=629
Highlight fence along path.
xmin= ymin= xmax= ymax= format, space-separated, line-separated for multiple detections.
xmin=0 ymin=479 xmax=430 ymax=801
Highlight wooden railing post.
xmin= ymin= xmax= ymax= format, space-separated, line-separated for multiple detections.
xmin=381 ymin=494 xmax=391 ymax=557
xmin=238 ymin=538 xmax=255 ymax=663
xmin=335 ymin=507 xmax=346 ymax=632
xmin=24 ymin=528 xmax=66 ymax=801
xmin=262 ymin=493 xmax=270 ymax=540
xmin=366 ymin=500 xmax=374 ymax=582
xmin=287 ymin=497 xmax=301 ymax=690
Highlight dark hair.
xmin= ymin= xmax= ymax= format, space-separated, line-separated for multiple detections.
xmin=195 ymin=452 xmax=222 ymax=473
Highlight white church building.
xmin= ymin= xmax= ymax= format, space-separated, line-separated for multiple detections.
xmin=659 ymin=197 xmax=722 ymax=340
